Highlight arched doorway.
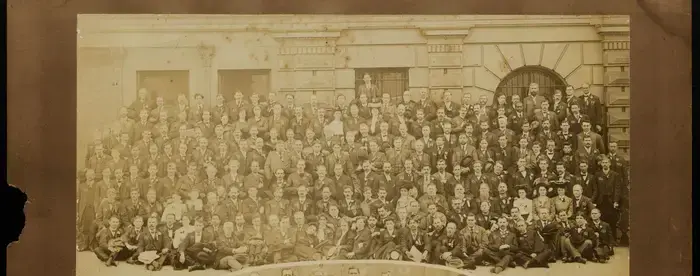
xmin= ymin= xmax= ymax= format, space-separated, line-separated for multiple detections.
xmin=495 ymin=65 xmax=566 ymax=103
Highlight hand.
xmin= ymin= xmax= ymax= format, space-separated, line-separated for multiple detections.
xmin=259 ymin=206 xmax=265 ymax=214
xmin=596 ymin=125 xmax=602 ymax=132
xmin=162 ymin=248 xmax=169 ymax=254
xmin=422 ymin=251 xmax=429 ymax=260
xmin=614 ymin=202 xmax=619 ymax=209
xmin=595 ymin=232 xmax=600 ymax=237
xmin=530 ymin=253 xmax=537 ymax=258
xmin=440 ymin=252 xmax=450 ymax=259
xmin=203 ymin=248 xmax=211 ymax=253
xmin=372 ymin=232 xmax=380 ymax=237
xmin=499 ymin=244 xmax=510 ymax=250
xmin=179 ymin=253 xmax=185 ymax=263
xmin=346 ymin=252 xmax=355 ymax=258
xmin=405 ymin=251 xmax=412 ymax=256
xmin=548 ymin=187 xmax=553 ymax=192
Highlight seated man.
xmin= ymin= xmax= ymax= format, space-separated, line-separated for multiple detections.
xmin=135 ymin=216 xmax=172 ymax=271
xmin=513 ymin=220 xmax=551 ymax=269
xmin=175 ymin=217 xmax=217 ymax=271
xmin=566 ymin=213 xmax=595 ymax=262
xmin=93 ymin=215 xmax=129 ymax=267
xmin=214 ymin=222 xmax=249 ymax=272
xmin=459 ymin=213 xmax=489 ymax=267
xmin=483 ymin=217 xmax=518 ymax=274
xmin=590 ymin=208 xmax=614 ymax=262
xmin=436 ymin=222 xmax=476 ymax=269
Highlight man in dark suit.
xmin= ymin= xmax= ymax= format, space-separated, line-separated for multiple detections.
xmin=484 ymin=217 xmax=518 ymax=274
xmin=136 ymin=216 xmax=172 ymax=270
xmin=513 ymin=220 xmax=551 ymax=268
xmin=94 ymin=216 xmax=129 ymax=266
xmin=578 ymin=84 xmax=603 ymax=132
xmin=590 ymin=208 xmax=614 ymax=262
xmin=594 ymin=157 xmax=623 ymax=245
xmin=572 ymin=184 xmax=595 ymax=219
xmin=176 ymin=217 xmax=216 ymax=271
xmin=399 ymin=217 xmax=430 ymax=262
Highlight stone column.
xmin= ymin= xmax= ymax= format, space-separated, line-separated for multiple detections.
xmin=197 ymin=44 xmax=216 ymax=106
xmin=598 ymin=18 xmax=631 ymax=159
xmin=420 ymin=28 xmax=470 ymax=103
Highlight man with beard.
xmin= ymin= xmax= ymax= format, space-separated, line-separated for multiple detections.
xmin=594 ymin=157 xmax=623 ymax=245
xmin=483 ymin=217 xmax=518 ymax=274
xmin=399 ymin=218 xmax=430 ymax=262
xmin=529 ymin=208 xmax=559 ymax=263
xmin=344 ymin=216 xmax=372 ymax=259
xmin=513 ymin=219 xmax=551 ymax=269
xmin=175 ymin=217 xmax=216 ymax=271
xmin=438 ymin=222 xmax=477 ymax=269
xmin=427 ymin=212 xmax=447 ymax=263
xmin=135 ymin=216 xmax=172 ymax=271
xmin=213 ymin=221 xmax=248 ymax=271
xmin=523 ymin=83 xmax=547 ymax=120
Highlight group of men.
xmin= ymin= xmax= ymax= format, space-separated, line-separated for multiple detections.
xmin=76 ymin=81 xmax=629 ymax=274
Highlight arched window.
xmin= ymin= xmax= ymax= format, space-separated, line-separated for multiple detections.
xmin=495 ymin=66 xmax=566 ymax=102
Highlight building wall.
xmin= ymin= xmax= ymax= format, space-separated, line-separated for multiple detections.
xmin=77 ymin=15 xmax=630 ymax=167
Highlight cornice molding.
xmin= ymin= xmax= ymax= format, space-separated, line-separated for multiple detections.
xmin=78 ymin=15 xmax=615 ymax=34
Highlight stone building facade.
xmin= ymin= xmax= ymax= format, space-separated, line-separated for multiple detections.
xmin=77 ymin=15 xmax=630 ymax=167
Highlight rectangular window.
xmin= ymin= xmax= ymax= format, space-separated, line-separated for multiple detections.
xmin=136 ymin=70 xmax=190 ymax=106
xmin=218 ymin=70 xmax=271 ymax=101
xmin=355 ymin=68 xmax=409 ymax=101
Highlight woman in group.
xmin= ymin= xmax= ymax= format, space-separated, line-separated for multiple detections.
xmin=531 ymin=184 xmax=554 ymax=222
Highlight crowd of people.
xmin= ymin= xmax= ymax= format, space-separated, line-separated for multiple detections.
xmin=76 ymin=81 xmax=629 ymax=274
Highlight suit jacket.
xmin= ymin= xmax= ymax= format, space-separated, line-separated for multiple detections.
xmin=578 ymin=94 xmax=603 ymax=127
xmin=487 ymin=230 xmax=518 ymax=252
xmin=459 ymin=225 xmax=489 ymax=251
xmin=96 ymin=199 xmax=123 ymax=227
xmin=572 ymin=196 xmax=595 ymax=217
xmin=590 ymin=220 xmax=613 ymax=246
xmin=399 ymin=229 xmax=430 ymax=252
xmin=565 ymin=113 xmax=590 ymax=135
xmin=178 ymin=231 xmax=215 ymax=253
xmin=523 ymin=95 xmax=547 ymax=119
xmin=137 ymin=229 xmax=171 ymax=253
xmin=96 ymin=227 xmax=125 ymax=249
xmin=515 ymin=228 xmax=548 ymax=255
xmin=594 ymin=170 xmax=623 ymax=205
xmin=351 ymin=228 xmax=373 ymax=258
xmin=576 ymin=132 xmax=605 ymax=154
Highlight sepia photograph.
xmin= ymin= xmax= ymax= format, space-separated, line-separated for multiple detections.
xmin=75 ymin=14 xmax=631 ymax=276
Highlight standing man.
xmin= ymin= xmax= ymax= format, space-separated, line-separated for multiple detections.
xmin=523 ymin=83 xmax=547 ymax=120
xmin=578 ymin=83 xmax=603 ymax=133
xmin=594 ymin=157 xmax=623 ymax=246
xmin=358 ymin=73 xmax=380 ymax=100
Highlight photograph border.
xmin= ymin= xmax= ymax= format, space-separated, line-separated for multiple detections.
xmin=6 ymin=2 xmax=692 ymax=276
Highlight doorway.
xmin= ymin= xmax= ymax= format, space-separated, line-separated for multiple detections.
xmin=218 ymin=70 xmax=271 ymax=101
xmin=136 ymin=70 xmax=190 ymax=106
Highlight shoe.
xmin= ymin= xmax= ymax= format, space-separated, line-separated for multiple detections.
xmin=126 ymin=259 xmax=136 ymax=265
xmin=491 ymin=267 xmax=504 ymax=274
xmin=146 ymin=264 xmax=154 ymax=271
xmin=188 ymin=264 xmax=204 ymax=272
xmin=575 ymin=256 xmax=587 ymax=264
xmin=523 ymin=260 xmax=531 ymax=269
xmin=463 ymin=263 xmax=477 ymax=270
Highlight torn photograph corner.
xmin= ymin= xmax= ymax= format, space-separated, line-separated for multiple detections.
xmin=75 ymin=14 xmax=630 ymax=276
